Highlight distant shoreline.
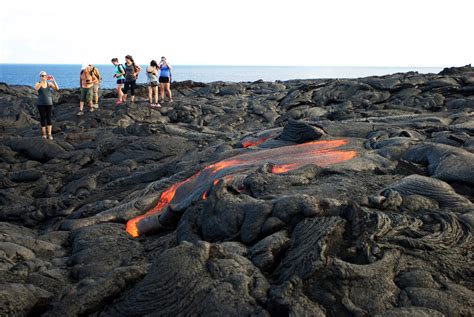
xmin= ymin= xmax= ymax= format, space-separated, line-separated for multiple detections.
xmin=0 ymin=63 xmax=445 ymax=68
xmin=0 ymin=65 xmax=446 ymax=89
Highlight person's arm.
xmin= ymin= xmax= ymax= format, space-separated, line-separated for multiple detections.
xmin=167 ymin=63 xmax=172 ymax=70
xmin=91 ymin=72 xmax=99 ymax=84
xmin=48 ymin=77 xmax=59 ymax=91
xmin=86 ymin=72 xmax=93 ymax=85
xmin=34 ymin=82 xmax=41 ymax=90
xmin=96 ymin=68 xmax=102 ymax=81
xmin=134 ymin=64 xmax=142 ymax=76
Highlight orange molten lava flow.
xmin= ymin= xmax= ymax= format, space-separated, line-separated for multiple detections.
xmin=271 ymin=163 xmax=298 ymax=174
xmin=271 ymin=150 xmax=357 ymax=173
xmin=206 ymin=159 xmax=243 ymax=173
xmin=242 ymin=136 xmax=271 ymax=148
xmin=126 ymin=139 xmax=358 ymax=237
xmin=126 ymin=180 xmax=186 ymax=238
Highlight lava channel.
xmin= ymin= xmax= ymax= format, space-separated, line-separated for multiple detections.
xmin=126 ymin=139 xmax=357 ymax=237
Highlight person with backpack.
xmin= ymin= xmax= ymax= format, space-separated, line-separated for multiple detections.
xmin=122 ymin=55 xmax=142 ymax=104
xmin=89 ymin=64 xmax=102 ymax=109
xmin=111 ymin=58 xmax=126 ymax=105
xmin=159 ymin=56 xmax=173 ymax=103
xmin=77 ymin=64 xmax=94 ymax=115
xmin=34 ymin=71 xmax=59 ymax=139
xmin=146 ymin=60 xmax=161 ymax=107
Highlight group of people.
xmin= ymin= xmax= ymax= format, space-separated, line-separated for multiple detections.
xmin=111 ymin=55 xmax=173 ymax=108
xmin=35 ymin=55 xmax=174 ymax=138
xmin=78 ymin=64 xmax=101 ymax=115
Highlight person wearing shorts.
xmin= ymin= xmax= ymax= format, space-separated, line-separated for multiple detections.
xmin=159 ymin=56 xmax=173 ymax=103
xmin=111 ymin=58 xmax=126 ymax=105
xmin=122 ymin=55 xmax=141 ymax=104
xmin=78 ymin=64 xmax=94 ymax=115
xmin=146 ymin=60 xmax=160 ymax=107
xmin=90 ymin=64 xmax=102 ymax=109
xmin=35 ymin=71 xmax=59 ymax=139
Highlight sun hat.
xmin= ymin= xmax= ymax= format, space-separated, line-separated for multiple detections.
xmin=81 ymin=63 xmax=88 ymax=70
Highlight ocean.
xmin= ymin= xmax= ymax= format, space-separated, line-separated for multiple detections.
xmin=0 ymin=64 xmax=443 ymax=89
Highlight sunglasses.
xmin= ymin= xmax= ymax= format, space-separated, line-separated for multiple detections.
xmin=41 ymin=74 xmax=47 ymax=77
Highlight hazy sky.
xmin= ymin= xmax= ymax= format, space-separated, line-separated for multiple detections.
xmin=1 ymin=0 xmax=472 ymax=66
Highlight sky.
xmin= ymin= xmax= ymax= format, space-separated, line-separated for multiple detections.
xmin=0 ymin=0 xmax=473 ymax=67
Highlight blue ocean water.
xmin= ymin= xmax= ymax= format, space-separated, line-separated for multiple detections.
xmin=0 ymin=64 xmax=443 ymax=89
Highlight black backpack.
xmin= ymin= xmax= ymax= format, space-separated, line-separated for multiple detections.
xmin=117 ymin=64 xmax=125 ymax=76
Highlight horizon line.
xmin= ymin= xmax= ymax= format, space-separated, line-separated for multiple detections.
xmin=0 ymin=63 xmax=448 ymax=68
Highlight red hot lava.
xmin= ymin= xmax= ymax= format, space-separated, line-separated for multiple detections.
xmin=126 ymin=139 xmax=357 ymax=237
xmin=241 ymin=136 xmax=271 ymax=148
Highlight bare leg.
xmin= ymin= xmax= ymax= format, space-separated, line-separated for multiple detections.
xmin=79 ymin=101 xmax=84 ymax=111
xmin=148 ymin=86 xmax=152 ymax=104
xmin=47 ymin=125 xmax=52 ymax=136
xmin=41 ymin=126 xmax=46 ymax=137
xmin=122 ymin=94 xmax=128 ymax=102
xmin=116 ymin=84 xmax=123 ymax=103
xmin=94 ymin=87 xmax=99 ymax=105
xmin=160 ymin=84 xmax=165 ymax=102
xmin=166 ymin=83 xmax=173 ymax=101
xmin=131 ymin=95 xmax=135 ymax=103
xmin=153 ymin=86 xmax=159 ymax=104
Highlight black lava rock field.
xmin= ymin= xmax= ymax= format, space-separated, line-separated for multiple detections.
xmin=0 ymin=66 xmax=473 ymax=316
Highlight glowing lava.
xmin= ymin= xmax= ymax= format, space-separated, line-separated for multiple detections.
xmin=126 ymin=139 xmax=357 ymax=237
xmin=241 ymin=136 xmax=271 ymax=148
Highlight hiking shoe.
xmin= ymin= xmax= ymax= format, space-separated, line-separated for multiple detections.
xmin=48 ymin=135 xmax=54 ymax=140
xmin=93 ymin=104 xmax=99 ymax=109
xmin=76 ymin=111 xmax=84 ymax=116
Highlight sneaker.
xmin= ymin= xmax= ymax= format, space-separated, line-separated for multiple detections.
xmin=90 ymin=107 xmax=95 ymax=112
xmin=76 ymin=111 xmax=84 ymax=116
xmin=156 ymin=103 xmax=162 ymax=108
xmin=42 ymin=135 xmax=47 ymax=139
xmin=48 ymin=135 xmax=54 ymax=140
xmin=93 ymin=104 xmax=99 ymax=109
xmin=115 ymin=100 xmax=122 ymax=105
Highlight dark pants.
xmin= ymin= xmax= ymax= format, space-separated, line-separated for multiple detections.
xmin=123 ymin=80 xmax=136 ymax=96
xmin=37 ymin=104 xmax=52 ymax=127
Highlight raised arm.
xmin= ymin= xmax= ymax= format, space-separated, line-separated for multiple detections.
xmin=34 ymin=82 xmax=42 ymax=90
xmin=48 ymin=76 xmax=59 ymax=91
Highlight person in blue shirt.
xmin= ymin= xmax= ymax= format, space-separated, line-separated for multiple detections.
xmin=159 ymin=56 xmax=173 ymax=103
